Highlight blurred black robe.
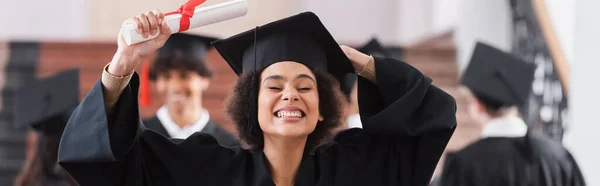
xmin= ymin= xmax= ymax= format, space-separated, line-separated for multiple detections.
xmin=439 ymin=133 xmax=586 ymax=186
xmin=143 ymin=116 xmax=238 ymax=147
xmin=57 ymin=57 xmax=457 ymax=186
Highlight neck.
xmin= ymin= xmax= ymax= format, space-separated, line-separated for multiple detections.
xmin=262 ymin=135 xmax=307 ymax=186
xmin=167 ymin=101 xmax=203 ymax=128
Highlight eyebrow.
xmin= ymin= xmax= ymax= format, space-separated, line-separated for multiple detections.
xmin=262 ymin=74 xmax=316 ymax=84
xmin=263 ymin=75 xmax=284 ymax=84
xmin=296 ymin=74 xmax=316 ymax=83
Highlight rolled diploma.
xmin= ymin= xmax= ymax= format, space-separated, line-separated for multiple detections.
xmin=122 ymin=0 xmax=248 ymax=45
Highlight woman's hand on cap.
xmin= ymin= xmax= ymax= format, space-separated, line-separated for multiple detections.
xmin=340 ymin=45 xmax=371 ymax=74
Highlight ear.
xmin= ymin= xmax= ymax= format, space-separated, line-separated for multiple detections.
xmin=475 ymin=99 xmax=491 ymax=114
xmin=469 ymin=99 xmax=484 ymax=116
xmin=470 ymin=99 xmax=492 ymax=124
xmin=318 ymin=114 xmax=324 ymax=121
xmin=472 ymin=99 xmax=482 ymax=112
xmin=201 ymin=78 xmax=211 ymax=91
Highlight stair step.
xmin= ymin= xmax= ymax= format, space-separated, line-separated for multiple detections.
xmin=0 ymin=159 xmax=24 ymax=172
xmin=0 ymin=176 xmax=18 ymax=186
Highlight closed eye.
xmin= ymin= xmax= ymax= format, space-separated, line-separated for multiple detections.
xmin=298 ymin=88 xmax=312 ymax=91
xmin=268 ymin=87 xmax=282 ymax=90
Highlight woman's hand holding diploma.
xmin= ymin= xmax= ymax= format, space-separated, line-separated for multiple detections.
xmin=109 ymin=10 xmax=172 ymax=77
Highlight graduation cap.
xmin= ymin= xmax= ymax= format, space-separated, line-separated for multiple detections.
xmin=461 ymin=42 xmax=536 ymax=109
xmin=14 ymin=69 xmax=80 ymax=136
xmin=212 ymin=11 xmax=355 ymax=96
xmin=139 ymin=33 xmax=219 ymax=106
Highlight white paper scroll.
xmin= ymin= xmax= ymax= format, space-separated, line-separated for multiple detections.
xmin=122 ymin=0 xmax=248 ymax=45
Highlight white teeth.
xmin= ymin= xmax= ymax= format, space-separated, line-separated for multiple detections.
xmin=276 ymin=111 xmax=302 ymax=118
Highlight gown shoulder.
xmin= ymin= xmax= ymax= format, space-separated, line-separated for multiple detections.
xmin=315 ymin=57 xmax=457 ymax=186
xmin=440 ymin=136 xmax=586 ymax=186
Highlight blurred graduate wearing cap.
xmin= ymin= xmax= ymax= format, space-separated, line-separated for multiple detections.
xmin=13 ymin=69 xmax=79 ymax=186
xmin=58 ymin=12 xmax=456 ymax=186
xmin=438 ymin=42 xmax=586 ymax=186
xmin=344 ymin=38 xmax=392 ymax=129
xmin=138 ymin=33 xmax=238 ymax=146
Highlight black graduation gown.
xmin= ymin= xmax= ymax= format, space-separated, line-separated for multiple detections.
xmin=439 ymin=134 xmax=586 ymax=186
xmin=143 ymin=116 xmax=238 ymax=147
xmin=57 ymin=57 xmax=457 ymax=186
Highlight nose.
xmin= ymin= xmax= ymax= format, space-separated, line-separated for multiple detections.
xmin=168 ymin=76 xmax=186 ymax=94
xmin=282 ymin=89 xmax=300 ymax=102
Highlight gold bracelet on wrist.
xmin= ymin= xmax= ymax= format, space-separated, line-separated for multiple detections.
xmin=358 ymin=55 xmax=374 ymax=76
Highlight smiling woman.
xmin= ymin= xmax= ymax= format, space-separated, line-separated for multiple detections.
xmin=57 ymin=11 xmax=457 ymax=186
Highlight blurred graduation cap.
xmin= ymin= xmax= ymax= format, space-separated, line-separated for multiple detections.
xmin=359 ymin=38 xmax=391 ymax=58
xmin=212 ymin=11 xmax=355 ymax=96
xmin=139 ymin=33 xmax=219 ymax=106
xmin=461 ymin=42 xmax=536 ymax=110
xmin=14 ymin=69 xmax=80 ymax=136
xmin=156 ymin=33 xmax=219 ymax=61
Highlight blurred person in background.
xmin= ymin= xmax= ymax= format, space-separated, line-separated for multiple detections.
xmin=13 ymin=70 xmax=79 ymax=186
xmin=140 ymin=33 xmax=238 ymax=146
xmin=438 ymin=42 xmax=586 ymax=186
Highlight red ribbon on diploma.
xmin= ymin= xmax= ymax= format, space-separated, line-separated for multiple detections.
xmin=165 ymin=0 xmax=207 ymax=32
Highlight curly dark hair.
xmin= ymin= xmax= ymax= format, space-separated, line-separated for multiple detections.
xmin=149 ymin=52 xmax=213 ymax=80
xmin=226 ymin=68 xmax=346 ymax=151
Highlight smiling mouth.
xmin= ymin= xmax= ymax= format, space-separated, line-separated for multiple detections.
xmin=274 ymin=110 xmax=306 ymax=118
xmin=167 ymin=93 xmax=189 ymax=99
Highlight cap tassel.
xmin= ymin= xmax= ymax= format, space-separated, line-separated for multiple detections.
xmin=139 ymin=59 xmax=152 ymax=107
xmin=248 ymin=26 xmax=259 ymax=136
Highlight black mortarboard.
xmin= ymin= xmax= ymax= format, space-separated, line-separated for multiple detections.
xmin=212 ymin=11 xmax=355 ymax=96
xmin=461 ymin=42 xmax=536 ymax=109
xmin=359 ymin=38 xmax=391 ymax=58
xmin=14 ymin=69 xmax=80 ymax=136
xmin=157 ymin=33 xmax=219 ymax=61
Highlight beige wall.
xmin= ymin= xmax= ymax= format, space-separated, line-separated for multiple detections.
xmin=294 ymin=0 xmax=399 ymax=46
xmin=0 ymin=0 xmax=87 ymax=41
xmin=88 ymin=0 xmax=296 ymax=41
xmin=88 ymin=0 xmax=447 ymax=46
xmin=453 ymin=0 xmax=513 ymax=75
xmin=0 ymin=0 xmax=456 ymax=46
xmin=0 ymin=0 xmax=573 ymax=52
